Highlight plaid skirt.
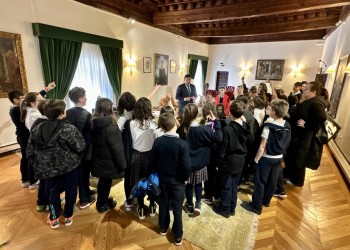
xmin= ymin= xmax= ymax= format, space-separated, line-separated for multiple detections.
xmin=188 ymin=166 xmax=208 ymax=184
xmin=130 ymin=150 xmax=151 ymax=186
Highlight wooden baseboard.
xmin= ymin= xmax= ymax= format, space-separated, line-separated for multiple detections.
xmin=0 ymin=143 xmax=20 ymax=155
xmin=328 ymin=140 xmax=350 ymax=185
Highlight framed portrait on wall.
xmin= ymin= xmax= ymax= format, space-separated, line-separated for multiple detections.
xmin=315 ymin=73 xmax=328 ymax=87
xmin=143 ymin=57 xmax=151 ymax=73
xmin=0 ymin=31 xmax=28 ymax=98
xmin=170 ymin=60 xmax=176 ymax=73
xmin=329 ymin=54 xmax=350 ymax=118
xmin=255 ymin=59 xmax=285 ymax=81
xmin=154 ymin=53 xmax=168 ymax=85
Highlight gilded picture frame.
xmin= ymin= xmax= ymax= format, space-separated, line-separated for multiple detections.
xmin=0 ymin=31 xmax=28 ymax=98
xmin=154 ymin=53 xmax=168 ymax=85
xmin=255 ymin=59 xmax=285 ymax=81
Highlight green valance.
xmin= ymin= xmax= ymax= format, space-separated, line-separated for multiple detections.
xmin=32 ymin=23 xmax=123 ymax=49
xmin=188 ymin=54 xmax=209 ymax=61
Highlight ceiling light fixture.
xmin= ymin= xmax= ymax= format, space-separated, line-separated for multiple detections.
xmin=335 ymin=20 xmax=343 ymax=26
xmin=128 ymin=17 xmax=135 ymax=24
xmin=323 ymin=35 xmax=328 ymax=40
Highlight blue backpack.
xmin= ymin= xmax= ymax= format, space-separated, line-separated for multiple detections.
xmin=131 ymin=173 xmax=160 ymax=199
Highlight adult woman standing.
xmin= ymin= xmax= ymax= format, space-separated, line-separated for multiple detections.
xmin=284 ymin=81 xmax=327 ymax=186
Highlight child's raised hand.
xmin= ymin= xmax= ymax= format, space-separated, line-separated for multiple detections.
xmin=206 ymin=110 xmax=216 ymax=121
xmin=47 ymin=82 xmax=56 ymax=90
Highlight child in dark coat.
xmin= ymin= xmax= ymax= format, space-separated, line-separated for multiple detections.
xmin=27 ymin=99 xmax=85 ymax=229
xmin=213 ymin=101 xmax=252 ymax=218
xmin=151 ymin=113 xmax=191 ymax=246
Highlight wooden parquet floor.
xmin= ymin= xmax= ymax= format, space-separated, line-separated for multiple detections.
xmin=0 ymin=147 xmax=349 ymax=249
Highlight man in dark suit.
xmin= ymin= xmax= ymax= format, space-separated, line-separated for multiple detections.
xmin=176 ymin=74 xmax=198 ymax=116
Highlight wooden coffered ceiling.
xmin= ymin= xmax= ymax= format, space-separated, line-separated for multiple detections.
xmin=75 ymin=0 xmax=350 ymax=44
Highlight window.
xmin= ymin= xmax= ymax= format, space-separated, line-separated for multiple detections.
xmin=193 ymin=60 xmax=203 ymax=100
xmin=65 ymin=43 xmax=115 ymax=113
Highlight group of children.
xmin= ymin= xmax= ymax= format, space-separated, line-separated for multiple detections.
xmin=8 ymin=81 xmax=291 ymax=246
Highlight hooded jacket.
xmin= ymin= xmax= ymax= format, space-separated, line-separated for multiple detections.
xmin=91 ymin=116 xmax=127 ymax=179
xmin=27 ymin=119 xmax=85 ymax=179
xmin=218 ymin=120 xmax=253 ymax=174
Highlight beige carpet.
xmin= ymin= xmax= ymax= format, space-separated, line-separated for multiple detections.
xmin=104 ymin=179 xmax=259 ymax=250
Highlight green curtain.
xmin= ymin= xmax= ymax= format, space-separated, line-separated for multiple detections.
xmin=201 ymin=60 xmax=208 ymax=84
xmin=100 ymin=46 xmax=123 ymax=98
xmin=38 ymin=37 xmax=82 ymax=99
xmin=189 ymin=59 xmax=198 ymax=79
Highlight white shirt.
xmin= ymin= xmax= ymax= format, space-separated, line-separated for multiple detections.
xmin=25 ymin=108 xmax=42 ymax=130
xmin=254 ymin=108 xmax=266 ymax=127
xmin=261 ymin=119 xmax=286 ymax=159
xmin=130 ymin=119 xmax=157 ymax=152
xmin=117 ymin=111 xmax=133 ymax=131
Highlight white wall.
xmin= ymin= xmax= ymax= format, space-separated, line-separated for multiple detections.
xmin=0 ymin=0 xmax=208 ymax=146
xmin=321 ymin=16 xmax=350 ymax=164
xmin=207 ymin=41 xmax=324 ymax=92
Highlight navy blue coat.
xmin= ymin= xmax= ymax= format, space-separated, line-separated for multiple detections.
xmin=175 ymin=83 xmax=198 ymax=115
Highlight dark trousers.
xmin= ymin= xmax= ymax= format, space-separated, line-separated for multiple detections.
xmin=46 ymin=168 xmax=78 ymax=220
xmin=97 ymin=177 xmax=112 ymax=207
xmin=204 ymin=164 xmax=219 ymax=199
xmin=124 ymin=167 xmax=133 ymax=204
xmin=159 ymin=180 xmax=185 ymax=239
xmin=78 ymin=160 xmax=91 ymax=203
xmin=185 ymin=183 xmax=202 ymax=206
xmin=219 ymin=172 xmax=241 ymax=214
xmin=252 ymin=157 xmax=281 ymax=211
xmin=18 ymin=136 xmax=36 ymax=184
xmin=275 ymin=168 xmax=285 ymax=193
xmin=37 ymin=179 xmax=50 ymax=206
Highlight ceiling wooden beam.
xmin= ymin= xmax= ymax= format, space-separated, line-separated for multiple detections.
xmin=208 ymin=30 xmax=327 ymax=44
xmin=153 ymin=0 xmax=350 ymax=25
xmin=188 ymin=14 xmax=338 ymax=37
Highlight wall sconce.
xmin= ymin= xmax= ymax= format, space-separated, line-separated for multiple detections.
xmin=326 ymin=64 xmax=336 ymax=74
xmin=291 ymin=65 xmax=301 ymax=78
xmin=241 ymin=64 xmax=249 ymax=76
xmin=180 ymin=63 xmax=187 ymax=73
xmin=127 ymin=17 xmax=135 ymax=24
xmin=127 ymin=61 xmax=136 ymax=76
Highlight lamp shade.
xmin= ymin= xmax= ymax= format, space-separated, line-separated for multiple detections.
xmin=326 ymin=64 xmax=336 ymax=73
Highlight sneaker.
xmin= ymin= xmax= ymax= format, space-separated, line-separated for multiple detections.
xmin=123 ymin=200 xmax=133 ymax=212
xmin=194 ymin=202 xmax=201 ymax=215
xmin=64 ymin=216 xmax=74 ymax=226
xmin=202 ymin=198 xmax=213 ymax=205
xmin=184 ymin=203 xmax=194 ymax=215
xmin=37 ymin=204 xmax=47 ymax=212
xmin=262 ymin=202 xmax=270 ymax=207
xmin=89 ymin=189 xmax=97 ymax=196
xmin=29 ymin=181 xmax=39 ymax=190
xmin=274 ymin=192 xmax=288 ymax=199
xmin=230 ymin=210 xmax=235 ymax=216
xmin=96 ymin=204 xmax=108 ymax=213
xmin=137 ymin=206 xmax=145 ymax=220
xmin=174 ymin=238 xmax=183 ymax=246
xmin=213 ymin=206 xmax=230 ymax=218
xmin=160 ymin=228 xmax=167 ymax=236
xmin=21 ymin=181 xmax=30 ymax=188
xmin=108 ymin=198 xmax=117 ymax=209
xmin=79 ymin=196 xmax=96 ymax=209
xmin=47 ymin=215 xmax=60 ymax=229
xmin=150 ymin=204 xmax=157 ymax=217
xmin=241 ymin=202 xmax=262 ymax=215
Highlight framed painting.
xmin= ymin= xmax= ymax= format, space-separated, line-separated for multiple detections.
xmin=315 ymin=73 xmax=328 ymax=87
xmin=170 ymin=60 xmax=176 ymax=73
xmin=329 ymin=54 xmax=350 ymax=118
xmin=154 ymin=53 xmax=168 ymax=85
xmin=143 ymin=57 xmax=151 ymax=73
xmin=0 ymin=31 xmax=28 ymax=98
xmin=255 ymin=59 xmax=285 ymax=81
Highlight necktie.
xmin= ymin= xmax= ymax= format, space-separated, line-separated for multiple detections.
xmin=187 ymin=85 xmax=191 ymax=95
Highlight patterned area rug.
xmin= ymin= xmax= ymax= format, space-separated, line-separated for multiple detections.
xmin=107 ymin=179 xmax=259 ymax=250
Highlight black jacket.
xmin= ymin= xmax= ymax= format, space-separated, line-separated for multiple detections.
xmin=177 ymin=120 xmax=223 ymax=171
xmin=27 ymin=119 xmax=85 ymax=179
xmin=218 ymin=120 xmax=252 ymax=174
xmin=91 ymin=116 xmax=127 ymax=179
xmin=150 ymin=134 xmax=191 ymax=183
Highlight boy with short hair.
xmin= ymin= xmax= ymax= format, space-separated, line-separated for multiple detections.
xmin=66 ymin=87 xmax=95 ymax=209
xmin=27 ymin=100 xmax=85 ymax=229
xmin=241 ymin=99 xmax=291 ymax=215
xmin=213 ymin=101 xmax=252 ymax=218
xmin=150 ymin=113 xmax=191 ymax=246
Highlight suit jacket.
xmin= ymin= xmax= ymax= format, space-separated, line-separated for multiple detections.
xmin=215 ymin=94 xmax=230 ymax=115
xmin=175 ymin=83 xmax=198 ymax=115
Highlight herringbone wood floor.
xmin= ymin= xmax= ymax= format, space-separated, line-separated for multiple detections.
xmin=0 ymin=147 xmax=349 ymax=249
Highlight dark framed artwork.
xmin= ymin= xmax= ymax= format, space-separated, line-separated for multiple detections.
xmin=0 ymin=31 xmax=28 ymax=98
xmin=154 ymin=53 xmax=168 ymax=85
xmin=315 ymin=73 xmax=328 ymax=87
xmin=329 ymin=54 xmax=350 ymax=118
xmin=170 ymin=60 xmax=176 ymax=73
xmin=143 ymin=57 xmax=151 ymax=73
xmin=255 ymin=59 xmax=285 ymax=81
